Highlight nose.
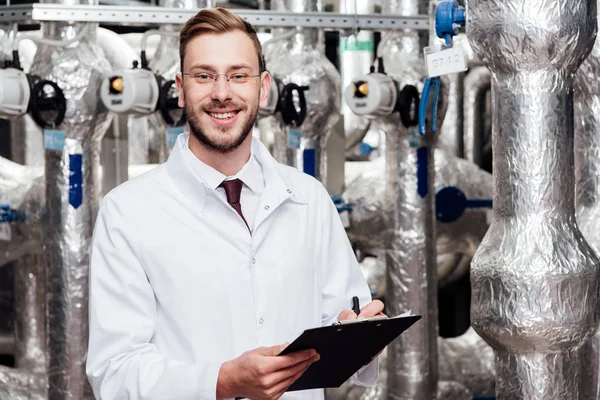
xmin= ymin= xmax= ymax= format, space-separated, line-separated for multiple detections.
xmin=210 ymin=75 xmax=233 ymax=103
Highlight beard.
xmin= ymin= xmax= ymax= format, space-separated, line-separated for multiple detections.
xmin=184 ymin=99 xmax=258 ymax=154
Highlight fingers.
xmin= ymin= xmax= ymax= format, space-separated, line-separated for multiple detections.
xmin=268 ymin=355 xmax=316 ymax=398
xmin=358 ymin=299 xmax=385 ymax=318
xmin=269 ymin=348 xmax=317 ymax=371
xmin=337 ymin=309 xmax=358 ymax=321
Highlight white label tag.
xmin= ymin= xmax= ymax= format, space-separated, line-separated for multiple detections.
xmin=287 ymin=128 xmax=301 ymax=149
xmin=424 ymin=46 xmax=467 ymax=78
xmin=0 ymin=223 xmax=11 ymax=241
xmin=44 ymin=129 xmax=66 ymax=151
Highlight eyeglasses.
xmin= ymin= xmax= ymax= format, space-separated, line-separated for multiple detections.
xmin=182 ymin=72 xmax=262 ymax=86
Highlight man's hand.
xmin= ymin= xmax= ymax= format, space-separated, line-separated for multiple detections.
xmin=337 ymin=299 xmax=386 ymax=322
xmin=216 ymin=343 xmax=320 ymax=400
xmin=337 ymin=299 xmax=386 ymax=360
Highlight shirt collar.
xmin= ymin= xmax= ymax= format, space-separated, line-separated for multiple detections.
xmin=180 ymin=134 xmax=263 ymax=193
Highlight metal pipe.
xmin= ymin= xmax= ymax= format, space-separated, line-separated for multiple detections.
xmin=343 ymin=149 xmax=492 ymax=288
xmin=339 ymin=0 xmax=373 ymax=154
xmin=0 ymin=157 xmax=43 ymax=268
xmin=379 ymin=0 xmax=448 ymax=396
xmin=437 ymin=72 xmax=464 ymax=157
xmin=468 ymin=0 xmax=600 ymax=398
xmin=266 ymin=0 xmax=340 ymax=185
xmin=463 ymin=67 xmax=491 ymax=168
xmin=438 ymin=328 xmax=495 ymax=396
xmin=32 ymin=1 xmax=113 ymax=397
xmin=574 ymin=11 xmax=600 ymax=398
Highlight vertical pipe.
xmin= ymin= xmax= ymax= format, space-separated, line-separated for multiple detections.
xmin=380 ymin=0 xmax=447 ymax=397
xmin=574 ymin=8 xmax=600 ymax=397
xmin=33 ymin=1 xmax=113 ymax=396
xmin=438 ymin=72 xmax=464 ymax=157
xmin=463 ymin=67 xmax=491 ymax=168
xmin=339 ymin=0 xmax=374 ymax=153
xmin=468 ymin=0 xmax=600 ymax=398
xmin=267 ymin=0 xmax=340 ymax=185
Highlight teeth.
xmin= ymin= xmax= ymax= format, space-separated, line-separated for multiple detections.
xmin=210 ymin=112 xmax=236 ymax=119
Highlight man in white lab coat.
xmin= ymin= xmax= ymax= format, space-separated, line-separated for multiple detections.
xmin=86 ymin=7 xmax=384 ymax=400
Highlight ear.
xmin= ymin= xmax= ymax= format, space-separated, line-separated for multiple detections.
xmin=175 ymin=73 xmax=185 ymax=108
xmin=259 ymin=71 xmax=272 ymax=109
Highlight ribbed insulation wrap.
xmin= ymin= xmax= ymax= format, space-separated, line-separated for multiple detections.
xmin=468 ymin=0 xmax=600 ymax=398
xmin=265 ymin=0 xmax=340 ymax=185
xmin=575 ymin=7 xmax=600 ymax=398
xmin=29 ymin=1 xmax=113 ymax=395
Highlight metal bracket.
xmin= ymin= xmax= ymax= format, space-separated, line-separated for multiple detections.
xmin=0 ymin=3 xmax=429 ymax=30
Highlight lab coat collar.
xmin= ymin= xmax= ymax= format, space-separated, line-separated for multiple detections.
xmin=166 ymin=133 xmax=307 ymax=216
xmin=250 ymin=136 xmax=308 ymax=205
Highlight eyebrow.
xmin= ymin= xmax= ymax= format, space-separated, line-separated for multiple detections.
xmin=188 ymin=63 xmax=253 ymax=72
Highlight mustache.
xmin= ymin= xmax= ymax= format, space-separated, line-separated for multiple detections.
xmin=201 ymin=102 xmax=246 ymax=112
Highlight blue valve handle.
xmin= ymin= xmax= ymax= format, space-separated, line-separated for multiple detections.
xmin=435 ymin=186 xmax=492 ymax=223
xmin=418 ymin=0 xmax=465 ymax=137
xmin=331 ymin=195 xmax=354 ymax=213
xmin=435 ymin=0 xmax=465 ymax=45
xmin=0 ymin=204 xmax=25 ymax=223
xmin=415 ymin=0 xmax=466 ymax=198
xmin=418 ymin=76 xmax=441 ymax=136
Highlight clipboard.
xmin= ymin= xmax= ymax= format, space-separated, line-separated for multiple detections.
xmin=278 ymin=314 xmax=421 ymax=392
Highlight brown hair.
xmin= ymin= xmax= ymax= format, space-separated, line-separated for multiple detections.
xmin=179 ymin=7 xmax=265 ymax=73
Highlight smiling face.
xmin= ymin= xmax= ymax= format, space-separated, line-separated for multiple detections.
xmin=176 ymin=30 xmax=271 ymax=154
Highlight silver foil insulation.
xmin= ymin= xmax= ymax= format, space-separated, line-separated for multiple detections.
xmin=30 ymin=1 xmax=113 ymax=395
xmin=265 ymin=0 xmax=341 ymax=185
xmin=468 ymin=0 xmax=600 ymax=398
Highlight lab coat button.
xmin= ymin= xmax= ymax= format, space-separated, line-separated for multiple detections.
xmin=259 ymin=318 xmax=264 ymax=324
xmin=265 ymin=205 xmax=270 ymax=210
xmin=251 ymin=258 xmax=256 ymax=264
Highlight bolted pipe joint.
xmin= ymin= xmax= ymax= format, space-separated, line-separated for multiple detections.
xmin=468 ymin=0 xmax=600 ymax=399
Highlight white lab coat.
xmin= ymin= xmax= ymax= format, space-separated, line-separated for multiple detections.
xmin=86 ymin=133 xmax=378 ymax=400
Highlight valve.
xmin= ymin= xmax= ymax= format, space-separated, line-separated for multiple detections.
xmin=418 ymin=0 xmax=466 ymax=136
xmin=344 ymin=58 xmax=419 ymax=128
xmin=100 ymin=60 xmax=185 ymax=126
xmin=435 ymin=186 xmax=492 ymax=223
xmin=332 ymin=195 xmax=353 ymax=228
xmin=259 ymin=77 xmax=309 ymax=128
xmin=0 ymin=52 xmax=67 ymax=128
xmin=0 ymin=204 xmax=25 ymax=223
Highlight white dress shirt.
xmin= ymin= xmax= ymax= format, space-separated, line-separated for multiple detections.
xmin=182 ymin=145 xmax=264 ymax=232
xmin=86 ymin=133 xmax=378 ymax=400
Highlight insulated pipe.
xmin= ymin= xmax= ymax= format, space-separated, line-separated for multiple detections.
xmin=468 ymin=0 xmax=600 ymax=398
xmin=266 ymin=0 xmax=340 ymax=185
xmin=339 ymin=0 xmax=373 ymax=154
xmin=574 ymin=14 xmax=600 ymax=399
xmin=31 ymin=1 xmax=113 ymax=397
xmin=0 ymin=157 xmax=43 ymax=268
xmin=379 ymin=0 xmax=448 ymax=397
xmin=343 ymin=149 xmax=491 ymax=288
xmin=463 ymin=67 xmax=491 ymax=169
xmin=437 ymin=72 xmax=464 ymax=157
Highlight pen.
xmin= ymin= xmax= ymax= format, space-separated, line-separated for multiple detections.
xmin=352 ymin=296 xmax=360 ymax=316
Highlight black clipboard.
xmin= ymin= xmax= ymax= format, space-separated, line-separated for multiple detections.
xmin=278 ymin=314 xmax=421 ymax=392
